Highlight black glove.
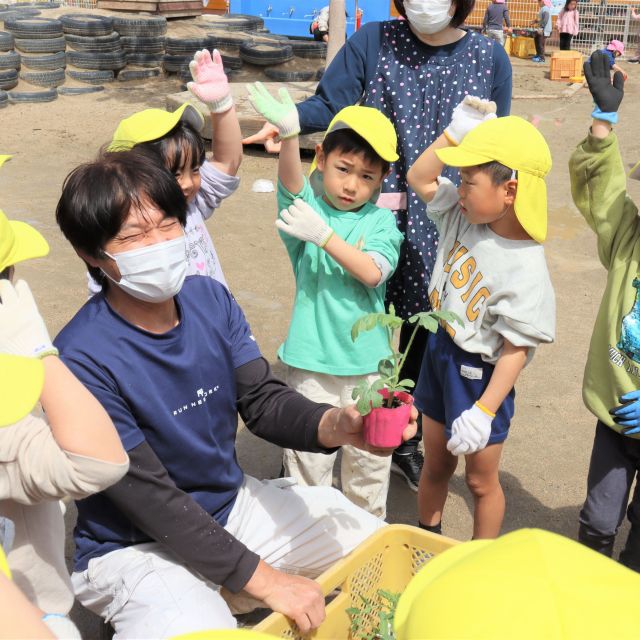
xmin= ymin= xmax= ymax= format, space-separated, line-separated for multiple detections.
xmin=584 ymin=50 xmax=624 ymax=113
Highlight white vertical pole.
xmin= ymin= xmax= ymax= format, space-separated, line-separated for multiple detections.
xmin=326 ymin=0 xmax=347 ymax=67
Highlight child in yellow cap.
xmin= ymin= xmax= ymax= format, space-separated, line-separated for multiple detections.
xmin=407 ymin=96 xmax=556 ymax=539
xmin=87 ymin=49 xmax=241 ymax=295
xmin=0 ymin=208 xmax=128 ymax=639
xmin=571 ymin=51 xmax=640 ymax=571
xmin=247 ymin=83 xmax=404 ymax=519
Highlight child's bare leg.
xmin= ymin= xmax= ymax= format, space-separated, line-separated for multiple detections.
xmin=465 ymin=443 xmax=505 ymax=539
xmin=418 ymin=415 xmax=458 ymax=527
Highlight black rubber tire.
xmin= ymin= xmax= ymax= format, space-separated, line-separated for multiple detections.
xmin=5 ymin=17 xmax=62 ymax=39
xmin=125 ymin=52 xmax=163 ymax=67
xmin=14 ymin=35 xmax=64 ymax=52
xmin=264 ymin=67 xmax=315 ymax=82
xmin=200 ymin=14 xmax=263 ymax=32
xmin=204 ymin=29 xmax=253 ymax=50
xmin=20 ymin=50 xmax=64 ymax=69
xmin=120 ymin=35 xmax=164 ymax=53
xmin=66 ymin=66 xmax=114 ymax=84
xmin=0 ymin=50 xmax=19 ymax=69
xmin=315 ymin=67 xmax=324 ymax=81
xmin=118 ymin=66 xmax=160 ymax=81
xmin=0 ymin=9 xmax=41 ymax=21
xmin=66 ymin=50 xmax=126 ymax=70
xmin=162 ymin=53 xmax=189 ymax=73
xmin=65 ymin=31 xmax=119 ymax=44
xmin=0 ymin=69 xmax=17 ymax=89
xmin=253 ymin=33 xmax=289 ymax=43
xmin=220 ymin=52 xmax=242 ymax=70
xmin=65 ymin=38 xmax=122 ymax=53
xmin=19 ymin=65 xmax=63 ymax=86
xmin=0 ymin=29 xmax=12 ymax=51
xmin=12 ymin=2 xmax=60 ymax=8
xmin=8 ymin=87 xmax=56 ymax=102
xmin=239 ymin=41 xmax=293 ymax=66
xmin=177 ymin=66 xmax=191 ymax=82
xmin=289 ymin=39 xmax=326 ymax=59
xmin=60 ymin=14 xmax=113 ymax=37
xmin=58 ymin=84 xmax=103 ymax=95
xmin=0 ymin=89 xmax=7 ymax=107
xmin=112 ymin=16 xmax=167 ymax=37
xmin=165 ymin=36 xmax=211 ymax=56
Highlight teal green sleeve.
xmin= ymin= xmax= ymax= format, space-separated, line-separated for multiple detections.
xmin=362 ymin=208 xmax=403 ymax=274
xmin=569 ymin=132 xmax=640 ymax=270
xmin=276 ymin=177 xmax=317 ymax=273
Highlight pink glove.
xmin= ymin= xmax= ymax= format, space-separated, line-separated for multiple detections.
xmin=187 ymin=49 xmax=233 ymax=114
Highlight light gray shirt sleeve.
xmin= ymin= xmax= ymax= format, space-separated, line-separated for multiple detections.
xmin=191 ymin=161 xmax=240 ymax=222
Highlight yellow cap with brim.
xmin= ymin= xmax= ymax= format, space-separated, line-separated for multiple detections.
xmin=309 ymin=105 xmax=399 ymax=200
xmin=436 ymin=116 xmax=552 ymax=243
xmin=0 ymin=209 xmax=49 ymax=273
xmin=109 ymin=103 xmax=205 ymax=151
xmin=0 ymin=354 xmax=44 ymax=428
xmin=0 ymin=546 xmax=10 ymax=579
xmin=394 ymin=528 xmax=640 ymax=640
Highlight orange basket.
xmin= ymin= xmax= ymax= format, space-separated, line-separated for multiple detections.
xmin=511 ymin=35 xmax=536 ymax=59
xmin=550 ymin=50 xmax=583 ymax=81
xmin=254 ymin=524 xmax=458 ymax=639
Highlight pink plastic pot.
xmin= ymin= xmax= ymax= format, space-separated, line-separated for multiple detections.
xmin=363 ymin=389 xmax=414 ymax=448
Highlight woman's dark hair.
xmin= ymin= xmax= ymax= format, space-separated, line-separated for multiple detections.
xmin=137 ymin=120 xmax=206 ymax=175
xmin=563 ymin=0 xmax=577 ymax=9
xmin=322 ymin=128 xmax=391 ymax=175
xmin=393 ymin=0 xmax=476 ymax=29
xmin=55 ymin=147 xmax=187 ymax=286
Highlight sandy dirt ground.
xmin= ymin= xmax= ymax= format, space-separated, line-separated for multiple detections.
xmin=1 ymin=48 xmax=640 ymax=634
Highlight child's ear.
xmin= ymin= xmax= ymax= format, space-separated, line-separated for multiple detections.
xmin=504 ymin=179 xmax=518 ymax=206
xmin=315 ymin=144 xmax=326 ymax=171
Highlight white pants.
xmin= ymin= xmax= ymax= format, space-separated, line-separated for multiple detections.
xmin=71 ymin=475 xmax=384 ymax=639
xmin=486 ymin=28 xmax=505 ymax=45
xmin=282 ymin=367 xmax=392 ymax=519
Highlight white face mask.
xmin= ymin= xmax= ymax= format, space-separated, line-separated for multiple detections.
xmin=404 ymin=0 xmax=453 ymax=34
xmin=102 ymin=234 xmax=187 ymax=303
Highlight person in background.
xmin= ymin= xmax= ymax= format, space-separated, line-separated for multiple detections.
xmin=600 ymin=39 xmax=628 ymax=80
xmin=629 ymin=7 xmax=640 ymax=63
xmin=483 ymin=0 xmax=511 ymax=46
xmin=531 ymin=0 xmax=553 ymax=63
xmin=310 ymin=6 xmax=330 ymax=42
xmin=555 ymin=0 xmax=579 ymax=50
xmin=244 ymin=0 xmax=512 ymax=494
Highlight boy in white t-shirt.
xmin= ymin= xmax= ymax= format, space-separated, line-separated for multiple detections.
xmin=407 ymin=96 xmax=555 ymax=539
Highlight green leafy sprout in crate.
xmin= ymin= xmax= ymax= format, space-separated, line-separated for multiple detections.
xmin=347 ymin=589 xmax=401 ymax=640
xmin=351 ymin=305 xmax=463 ymax=415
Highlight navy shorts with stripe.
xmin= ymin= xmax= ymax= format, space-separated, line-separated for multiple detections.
xmin=414 ymin=328 xmax=515 ymax=445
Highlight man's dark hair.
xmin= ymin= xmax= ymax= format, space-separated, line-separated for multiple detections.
xmin=393 ymin=0 xmax=476 ymax=29
xmin=322 ymin=128 xmax=391 ymax=175
xmin=475 ymin=160 xmax=514 ymax=185
xmin=55 ymin=147 xmax=188 ymax=286
xmin=137 ymin=120 xmax=206 ymax=175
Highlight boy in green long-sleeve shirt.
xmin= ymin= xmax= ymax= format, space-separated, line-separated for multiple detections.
xmin=570 ymin=51 xmax=640 ymax=571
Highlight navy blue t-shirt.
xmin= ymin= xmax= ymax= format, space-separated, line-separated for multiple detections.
xmin=55 ymin=276 xmax=261 ymax=570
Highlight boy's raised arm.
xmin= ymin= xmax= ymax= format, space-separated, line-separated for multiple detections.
xmin=188 ymin=49 xmax=242 ymax=177
xmin=247 ymin=82 xmax=304 ymax=195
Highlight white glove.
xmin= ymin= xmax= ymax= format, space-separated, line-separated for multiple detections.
xmin=187 ymin=49 xmax=233 ymax=114
xmin=276 ymin=199 xmax=334 ymax=247
xmin=444 ymin=95 xmax=498 ymax=146
xmin=446 ymin=403 xmax=494 ymax=456
xmin=0 ymin=279 xmax=57 ymax=359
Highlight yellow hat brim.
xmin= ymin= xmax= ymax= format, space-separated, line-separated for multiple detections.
xmin=0 ymin=219 xmax=49 ymax=273
xmin=109 ymin=103 xmax=205 ymax=151
xmin=0 ymin=355 xmax=44 ymax=427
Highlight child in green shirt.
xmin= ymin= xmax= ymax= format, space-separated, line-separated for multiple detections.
xmin=248 ymin=83 xmax=403 ymax=518
xmin=571 ymin=51 xmax=640 ymax=570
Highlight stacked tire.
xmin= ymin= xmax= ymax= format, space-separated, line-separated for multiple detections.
xmin=5 ymin=16 xmax=64 ymax=102
xmin=163 ymin=35 xmax=211 ymax=83
xmin=62 ymin=14 xmax=123 ymax=88
xmin=0 ymin=29 xmax=18 ymax=101
xmin=113 ymin=15 xmax=165 ymax=82
xmin=199 ymin=13 xmax=263 ymax=33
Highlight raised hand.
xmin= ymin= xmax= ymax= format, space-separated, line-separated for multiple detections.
xmin=584 ymin=50 xmax=624 ymax=120
xmin=187 ymin=49 xmax=233 ymax=114
xmin=444 ymin=95 xmax=498 ymax=146
xmin=246 ymin=81 xmax=301 ymax=139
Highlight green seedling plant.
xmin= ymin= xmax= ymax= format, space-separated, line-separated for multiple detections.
xmin=351 ymin=305 xmax=463 ymax=416
xmin=347 ymin=589 xmax=401 ymax=640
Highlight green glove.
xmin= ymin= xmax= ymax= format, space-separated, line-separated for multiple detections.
xmin=246 ymin=81 xmax=301 ymax=139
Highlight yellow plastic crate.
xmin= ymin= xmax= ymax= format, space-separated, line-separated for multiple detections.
xmin=550 ymin=50 xmax=583 ymax=81
xmin=511 ymin=35 xmax=536 ymax=59
xmin=254 ymin=524 xmax=458 ymax=639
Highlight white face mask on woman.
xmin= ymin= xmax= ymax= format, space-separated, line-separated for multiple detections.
xmin=102 ymin=234 xmax=187 ymax=303
xmin=404 ymin=0 xmax=454 ymax=34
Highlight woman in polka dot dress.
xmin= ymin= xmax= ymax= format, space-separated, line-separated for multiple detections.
xmin=245 ymin=0 xmax=512 ymax=493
